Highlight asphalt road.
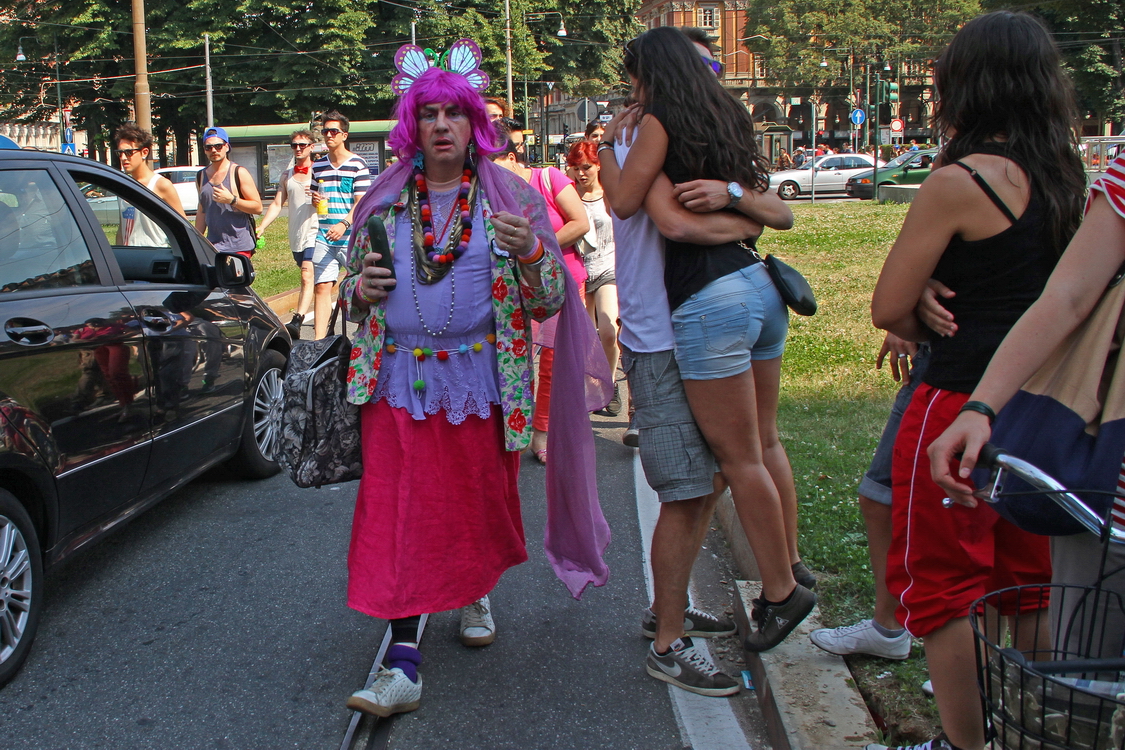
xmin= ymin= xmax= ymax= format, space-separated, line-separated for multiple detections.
xmin=0 ymin=412 xmax=766 ymax=750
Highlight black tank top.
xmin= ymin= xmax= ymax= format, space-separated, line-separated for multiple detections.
xmin=923 ymin=145 xmax=1060 ymax=393
xmin=648 ymin=104 xmax=760 ymax=311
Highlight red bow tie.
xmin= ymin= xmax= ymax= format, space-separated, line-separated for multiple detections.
xmin=293 ymin=165 xmax=310 ymax=175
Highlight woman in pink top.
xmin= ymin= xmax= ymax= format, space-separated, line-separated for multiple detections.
xmin=490 ymin=140 xmax=589 ymax=462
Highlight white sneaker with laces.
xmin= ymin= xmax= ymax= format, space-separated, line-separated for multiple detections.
xmin=809 ymin=618 xmax=911 ymax=659
xmin=346 ymin=666 xmax=422 ymax=717
xmin=460 ymin=595 xmax=496 ymax=647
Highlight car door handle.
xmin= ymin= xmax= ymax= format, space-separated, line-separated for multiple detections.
xmin=5 ymin=319 xmax=54 ymax=346
xmin=140 ymin=309 xmax=173 ymax=331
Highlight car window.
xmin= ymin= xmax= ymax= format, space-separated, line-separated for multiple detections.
xmin=67 ymin=172 xmax=198 ymax=285
xmin=0 ymin=169 xmax=98 ymax=292
xmin=163 ymin=170 xmax=198 ymax=185
xmin=843 ymin=157 xmax=867 ymax=169
xmin=820 ymin=158 xmax=842 ymax=169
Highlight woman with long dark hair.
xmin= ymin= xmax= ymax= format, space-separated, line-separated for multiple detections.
xmin=599 ymin=26 xmax=812 ymax=654
xmin=870 ymin=12 xmax=1084 ymax=750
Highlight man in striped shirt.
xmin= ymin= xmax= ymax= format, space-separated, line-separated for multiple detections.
xmin=310 ymin=110 xmax=371 ymax=339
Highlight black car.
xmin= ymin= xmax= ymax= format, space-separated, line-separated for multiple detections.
xmin=0 ymin=149 xmax=290 ymax=685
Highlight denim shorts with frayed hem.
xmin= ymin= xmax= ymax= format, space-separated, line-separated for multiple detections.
xmin=671 ymin=263 xmax=788 ymax=381
xmin=621 ymin=346 xmax=718 ymax=503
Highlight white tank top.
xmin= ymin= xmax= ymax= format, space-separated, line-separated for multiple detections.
xmin=285 ymin=169 xmax=318 ymax=251
xmin=122 ymin=174 xmax=169 ymax=247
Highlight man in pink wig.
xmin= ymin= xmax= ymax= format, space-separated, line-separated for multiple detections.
xmin=336 ymin=40 xmax=612 ymax=717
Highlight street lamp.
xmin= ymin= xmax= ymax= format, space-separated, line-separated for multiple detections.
xmin=506 ymin=11 xmax=567 ymax=112
xmin=14 ymin=35 xmax=65 ymax=153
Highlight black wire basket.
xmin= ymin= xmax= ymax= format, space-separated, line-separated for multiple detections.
xmin=971 ymin=583 xmax=1125 ymax=750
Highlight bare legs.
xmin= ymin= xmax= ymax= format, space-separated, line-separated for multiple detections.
xmin=585 ymin=285 xmax=620 ymax=376
xmin=651 ymin=479 xmax=723 ymax=652
xmin=313 ymin=280 xmax=337 ymax=340
xmin=923 ymin=617 xmax=985 ymax=750
xmin=859 ymin=495 xmax=903 ymax=630
xmin=682 ymin=357 xmax=798 ymax=602
xmin=296 ymin=260 xmax=315 ymax=318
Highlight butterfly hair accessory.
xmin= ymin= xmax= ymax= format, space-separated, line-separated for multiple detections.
xmin=392 ymin=38 xmax=491 ymax=96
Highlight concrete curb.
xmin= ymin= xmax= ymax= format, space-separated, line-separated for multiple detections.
xmin=263 ymin=288 xmax=301 ymax=318
xmin=715 ymin=493 xmax=878 ymax=748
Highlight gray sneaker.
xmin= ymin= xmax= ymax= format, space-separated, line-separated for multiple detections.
xmin=645 ymin=637 xmax=740 ymax=697
xmin=641 ymin=607 xmax=737 ymax=639
xmin=742 ymin=584 xmax=817 ymax=653
xmin=809 ymin=618 xmax=911 ymax=659
xmin=346 ymin=666 xmax=422 ymax=717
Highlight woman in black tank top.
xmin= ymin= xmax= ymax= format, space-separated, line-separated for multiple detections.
xmin=869 ymin=12 xmax=1085 ymax=750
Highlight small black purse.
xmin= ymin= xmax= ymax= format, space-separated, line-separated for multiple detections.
xmin=763 ymin=254 xmax=817 ymax=316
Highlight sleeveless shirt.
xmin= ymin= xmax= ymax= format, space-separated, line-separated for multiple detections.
xmin=924 ymin=144 xmax=1060 ymax=393
xmin=199 ymin=162 xmax=256 ymax=254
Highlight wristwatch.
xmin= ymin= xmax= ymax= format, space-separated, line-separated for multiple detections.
xmin=726 ymin=181 xmax=744 ymax=208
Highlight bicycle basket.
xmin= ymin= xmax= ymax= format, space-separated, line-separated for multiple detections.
xmin=971 ymin=584 xmax=1125 ymax=750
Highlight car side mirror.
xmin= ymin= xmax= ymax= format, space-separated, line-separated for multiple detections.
xmin=210 ymin=252 xmax=255 ymax=289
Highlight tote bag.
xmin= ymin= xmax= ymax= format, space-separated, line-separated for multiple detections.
xmin=981 ymin=270 xmax=1125 ymax=535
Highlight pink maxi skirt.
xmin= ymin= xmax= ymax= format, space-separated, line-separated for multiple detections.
xmin=347 ymin=399 xmax=527 ymax=620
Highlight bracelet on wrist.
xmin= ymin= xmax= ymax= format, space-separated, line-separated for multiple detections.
xmin=597 ymin=142 xmax=614 ymax=153
xmin=959 ymin=400 xmax=996 ymax=424
xmin=517 ymin=241 xmax=545 ymax=266
xmin=355 ymin=285 xmax=377 ymax=304
xmin=338 ymin=218 xmax=352 ymax=228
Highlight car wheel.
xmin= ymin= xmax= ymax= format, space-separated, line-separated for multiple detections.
xmin=778 ymin=181 xmax=800 ymax=200
xmin=228 ymin=349 xmax=286 ymax=479
xmin=0 ymin=490 xmax=43 ymax=688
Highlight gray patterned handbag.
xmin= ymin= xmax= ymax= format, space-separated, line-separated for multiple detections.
xmin=275 ymin=302 xmax=363 ymax=488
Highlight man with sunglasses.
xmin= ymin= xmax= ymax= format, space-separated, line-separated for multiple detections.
xmin=309 ymin=111 xmax=370 ymax=340
xmin=114 ymin=124 xmax=186 ymax=223
xmin=258 ymin=130 xmax=321 ymax=338
xmin=195 ymin=126 xmax=263 ymax=258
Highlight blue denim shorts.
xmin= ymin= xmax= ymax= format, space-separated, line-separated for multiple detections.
xmin=857 ymin=344 xmax=931 ymax=505
xmin=671 ymin=263 xmax=788 ymax=381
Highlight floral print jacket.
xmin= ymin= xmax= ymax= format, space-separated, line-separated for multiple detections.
xmin=339 ymin=184 xmax=566 ymax=452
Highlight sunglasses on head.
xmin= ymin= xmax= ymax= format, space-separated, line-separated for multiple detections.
xmin=623 ymin=37 xmax=638 ymax=68
xmin=321 ymin=128 xmax=343 ymax=137
xmin=115 ymin=148 xmax=141 ymax=158
xmin=203 ymin=142 xmax=226 ymax=151
xmin=290 ymin=141 xmax=312 ymax=149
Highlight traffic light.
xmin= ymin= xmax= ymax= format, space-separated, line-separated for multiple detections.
xmin=563 ymin=123 xmax=570 ymax=137
xmin=883 ymin=81 xmax=900 ymax=104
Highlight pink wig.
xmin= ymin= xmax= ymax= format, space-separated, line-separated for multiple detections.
xmin=387 ymin=68 xmax=501 ymax=160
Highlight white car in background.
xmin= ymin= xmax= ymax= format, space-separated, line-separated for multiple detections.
xmin=156 ymin=166 xmax=204 ymax=214
xmin=770 ymin=154 xmax=884 ymax=200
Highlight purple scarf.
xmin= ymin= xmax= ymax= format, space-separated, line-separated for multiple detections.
xmin=349 ymin=157 xmax=613 ymax=599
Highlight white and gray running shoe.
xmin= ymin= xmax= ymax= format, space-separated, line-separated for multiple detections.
xmin=645 ymin=636 xmax=740 ymax=697
xmin=460 ymin=595 xmax=496 ymax=647
xmin=641 ymin=607 xmax=737 ymax=639
xmin=809 ymin=618 xmax=911 ymax=660
xmin=346 ymin=666 xmax=422 ymax=717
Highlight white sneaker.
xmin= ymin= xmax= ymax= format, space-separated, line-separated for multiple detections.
xmin=460 ymin=595 xmax=496 ymax=647
xmin=809 ymin=618 xmax=911 ymax=660
xmin=346 ymin=666 xmax=422 ymax=717
xmin=922 ymin=679 xmax=933 ymax=696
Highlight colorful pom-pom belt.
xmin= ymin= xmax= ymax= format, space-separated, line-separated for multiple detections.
xmin=385 ymin=334 xmax=497 ymax=391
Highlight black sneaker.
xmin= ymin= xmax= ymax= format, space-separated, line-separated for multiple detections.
xmin=645 ymin=637 xmax=740 ymax=697
xmin=285 ymin=313 xmax=303 ymax=340
xmin=791 ymin=560 xmax=817 ymax=590
xmin=641 ymin=607 xmax=737 ymax=639
xmin=622 ymin=416 xmax=639 ymax=447
xmin=596 ymin=383 xmax=622 ymax=417
xmin=742 ymin=584 xmax=816 ymax=652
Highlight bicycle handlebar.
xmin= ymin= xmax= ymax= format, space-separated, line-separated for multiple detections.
xmin=974 ymin=444 xmax=1125 ymax=545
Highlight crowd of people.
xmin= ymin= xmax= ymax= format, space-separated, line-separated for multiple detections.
xmin=106 ymin=11 xmax=1125 ymax=750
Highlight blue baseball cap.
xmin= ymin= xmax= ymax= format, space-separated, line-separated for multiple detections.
xmin=202 ymin=126 xmax=230 ymax=145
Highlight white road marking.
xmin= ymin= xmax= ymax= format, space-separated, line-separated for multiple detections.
xmin=633 ymin=452 xmax=754 ymax=750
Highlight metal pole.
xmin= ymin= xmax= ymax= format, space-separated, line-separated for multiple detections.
xmin=204 ymin=34 xmax=214 ymax=129
xmin=810 ymin=98 xmax=816 ymax=204
xmin=873 ymin=72 xmax=881 ymax=202
xmin=503 ymin=0 xmax=513 ymax=111
xmin=411 ymin=13 xmax=417 ymax=46
xmin=131 ymin=0 xmax=152 ymax=133
xmin=53 ymin=34 xmax=64 ymax=152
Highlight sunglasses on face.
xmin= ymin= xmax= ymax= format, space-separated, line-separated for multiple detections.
xmin=321 ymin=128 xmax=343 ymax=137
xmin=702 ymin=56 xmax=724 ymax=76
xmin=290 ymin=142 xmax=312 ymax=149
xmin=115 ymin=148 xmax=142 ymax=158
xmin=203 ymin=143 xmax=226 ymax=151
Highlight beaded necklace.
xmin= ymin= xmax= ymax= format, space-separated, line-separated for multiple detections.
xmin=410 ymin=159 xmax=478 ymax=285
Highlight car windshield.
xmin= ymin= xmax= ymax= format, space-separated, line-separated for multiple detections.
xmin=886 ymin=152 xmax=916 ymax=168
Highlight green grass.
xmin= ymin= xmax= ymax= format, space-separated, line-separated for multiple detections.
xmin=250 ymin=216 xmax=303 ymax=299
xmin=760 ymin=201 xmax=941 ymax=740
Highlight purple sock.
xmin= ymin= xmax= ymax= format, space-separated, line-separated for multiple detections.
xmin=386 ymin=644 xmax=422 ymax=683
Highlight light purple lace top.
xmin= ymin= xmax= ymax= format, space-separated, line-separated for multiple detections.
xmin=374 ymin=188 xmax=500 ymax=423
